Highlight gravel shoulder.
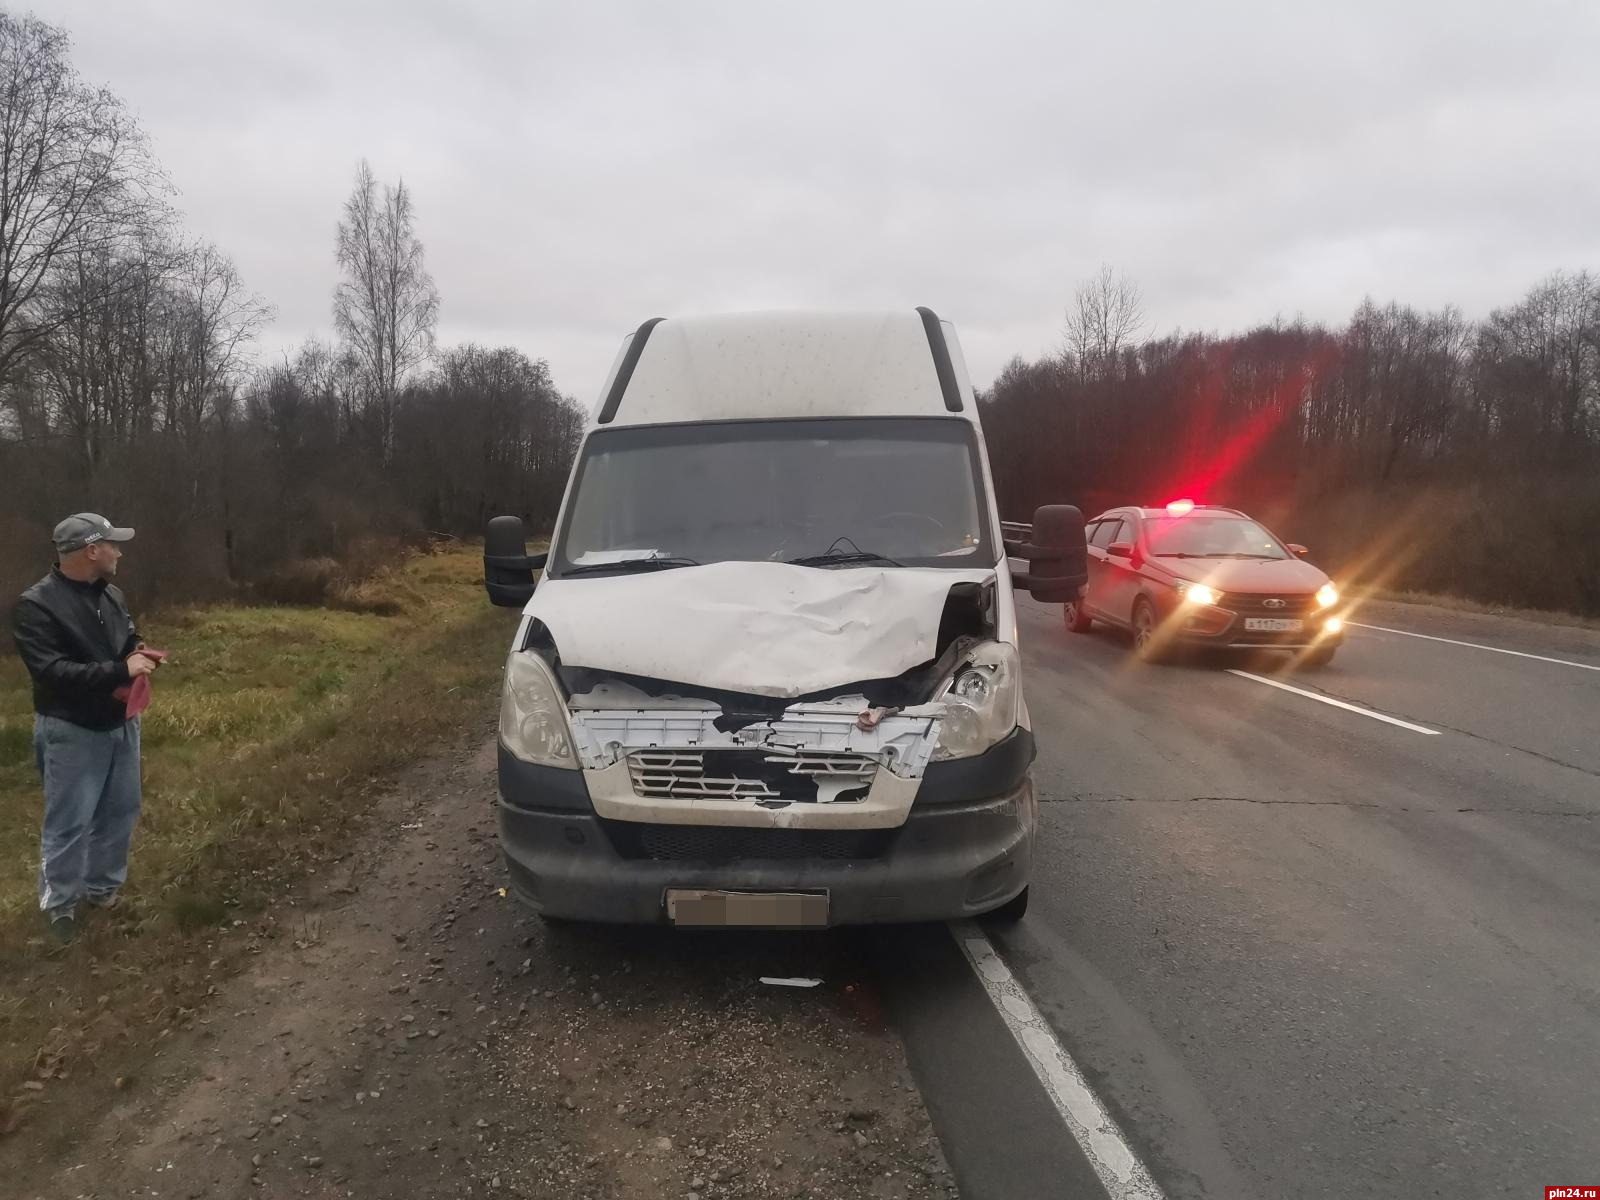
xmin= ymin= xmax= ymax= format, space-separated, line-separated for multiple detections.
xmin=7 ymin=739 xmax=954 ymax=1200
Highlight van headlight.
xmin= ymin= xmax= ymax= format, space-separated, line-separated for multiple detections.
xmin=1315 ymin=583 xmax=1339 ymax=610
xmin=934 ymin=641 xmax=1021 ymax=761
xmin=499 ymin=651 xmax=578 ymax=768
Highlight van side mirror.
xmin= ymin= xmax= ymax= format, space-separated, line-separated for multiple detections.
xmin=1005 ymin=505 xmax=1088 ymax=603
xmin=484 ymin=515 xmax=547 ymax=608
xmin=1287 ymin=543 xmax=1309 ymax=556
xmin=1106 ymin=542 xmax=1133 ymax=559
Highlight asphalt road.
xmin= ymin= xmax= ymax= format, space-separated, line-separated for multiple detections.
xmin=888 ymin=597 xmax=1600 ymax=1199
xmin=26 ymin=588 xmax=1592 ymax=1200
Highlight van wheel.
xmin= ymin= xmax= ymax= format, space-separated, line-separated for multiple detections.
xmin=1063 ymin=599 xmax=1093 ymax=634
xmin=1131 ymin=599 xmax=1164 ymax=662
xmin=1303 ymin=646 xmax=1337 ymax=668
xmin=987 ymin=886 xmax=1029 ymax=923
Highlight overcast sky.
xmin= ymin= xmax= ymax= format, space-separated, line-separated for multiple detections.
xmin=32 ymin=0 xmax=1600 ymax=402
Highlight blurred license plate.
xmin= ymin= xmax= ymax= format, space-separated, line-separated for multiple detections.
xmin=1244 ymin=617 xmax=1303 ymax=632
xmin=665 ymin=889 xmax=828 ymax=928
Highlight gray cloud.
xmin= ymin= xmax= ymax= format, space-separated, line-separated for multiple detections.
xmin=34 ymin=0 xmax=1600 ymax=400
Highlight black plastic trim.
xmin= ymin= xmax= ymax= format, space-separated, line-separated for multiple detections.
xmin=916 ymin=727 xmax=1035 ymax=806
xmin=497 ymin=744 xmax=593 ymax=813
xmin=596 ymin=317 xmax=666 ymax=425
xmin=483 ymin=551 xmax=548 ymax=571
xmin=597 ymin=820 xmax=892 ymax=863
xmin=916 ymin=306 xmax=964 ymax=413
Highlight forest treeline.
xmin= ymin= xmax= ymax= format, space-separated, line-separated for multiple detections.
xmin=0 ymin=13 xmax=582 ymax=611
xmin=982 ymin=266 xmax=1600 ymax=614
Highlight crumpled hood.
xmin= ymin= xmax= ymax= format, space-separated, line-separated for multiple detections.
xmin=525 ymin=561 xmax=996 ymax=699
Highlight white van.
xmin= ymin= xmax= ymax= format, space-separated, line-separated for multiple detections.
xmin=483 ymin=310 xmax=1086 ymax=927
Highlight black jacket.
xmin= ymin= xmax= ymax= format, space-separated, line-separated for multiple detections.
xmin=12 ymin=570 xmax=141 ymax=731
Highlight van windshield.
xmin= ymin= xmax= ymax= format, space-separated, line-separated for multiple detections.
xmin=552 ymin=418 xmax=995 ymax=575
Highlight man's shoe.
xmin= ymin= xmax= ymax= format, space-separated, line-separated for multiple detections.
xmin=48 ymin=911 xmax=77 ymax=946
xmin=85 ymin=891 xmax=120 ymax=910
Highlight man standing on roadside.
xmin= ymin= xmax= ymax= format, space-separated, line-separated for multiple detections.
xmin=11 ymin=514 xmax=159 ymax=946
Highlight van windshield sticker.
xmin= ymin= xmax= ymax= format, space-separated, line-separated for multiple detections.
xmin=571 ymin=549 xmax=666 ymax=566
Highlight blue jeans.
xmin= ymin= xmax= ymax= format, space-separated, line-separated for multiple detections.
xmin=34 ymin=715 xmax=142 ymax=915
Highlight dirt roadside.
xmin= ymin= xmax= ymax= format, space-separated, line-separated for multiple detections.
xmin=5 ymin=737 xmax=955 ymax=1200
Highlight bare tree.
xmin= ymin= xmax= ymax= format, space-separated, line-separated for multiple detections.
xmin=0 ymin=26 xmax=595 ymax=612
xmin=0 ymin=13 xmax=166 ymax=388
xmin=1063 ymin=264 xmax=1146 ymax=380
xmin=166 ymin=240 xmax=273 ymax=453
xmin=333 ymin=159 xmax=439 ymax=461
xmin=1477 ymin=270 xmax=1600 ymax=456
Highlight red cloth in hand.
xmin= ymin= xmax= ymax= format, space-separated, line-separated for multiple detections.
xmin=112 ymin=649 xmax=168 ymax=719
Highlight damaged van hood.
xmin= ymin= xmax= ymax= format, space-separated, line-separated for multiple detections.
xmin=526 ymin=561 xmax=998 ymax=698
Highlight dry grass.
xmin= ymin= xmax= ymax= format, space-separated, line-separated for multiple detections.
xmin=247 ymin=541 xmax=435 ymax=616
xmin=0 ymin=544 xmax=518 ymax=1136
xmin=1273 ymin=476 xmax=1600 ymax=619
xmin=1365 ymin=588 xmax=1600 ymax=633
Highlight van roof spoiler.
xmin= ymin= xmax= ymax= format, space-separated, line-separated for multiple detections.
xmin=597 ymin=316 xmax=667 ymax=424
xmin=916 ymin=307 xmax=964 ymax=413
xmin=600 ymin=311 xmax=965 ymax=423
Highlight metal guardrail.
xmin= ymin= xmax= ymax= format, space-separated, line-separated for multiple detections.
xmin=1001 ymin=521 xmax=1036 ymax=561
xmin=1001 ymin=518 xmax=1086 ymax=601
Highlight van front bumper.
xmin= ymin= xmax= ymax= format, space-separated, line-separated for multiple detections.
xmin=495 ymin=732 xmax=1036 ymax=926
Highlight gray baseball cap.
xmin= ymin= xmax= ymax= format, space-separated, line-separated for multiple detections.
xmin=53 ymin=513 xmax=135 ymax=555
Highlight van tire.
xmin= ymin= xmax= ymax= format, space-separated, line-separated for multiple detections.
xmin=987 ymin=886 xmax=1029 ymax=923
xmin=1303 ymin=646 xmax=1337 ymax=668
xmin=1063 ymin=599 xmax=1093 ymax=634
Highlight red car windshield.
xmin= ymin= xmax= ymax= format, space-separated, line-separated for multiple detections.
xmin=1144 ymin=514 xmax=1291 ymax=560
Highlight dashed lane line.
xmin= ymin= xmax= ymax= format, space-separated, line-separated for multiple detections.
xmin=1227 ymin=669 xmax=1443 ymax=735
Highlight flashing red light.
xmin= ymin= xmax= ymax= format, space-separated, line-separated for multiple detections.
xmin=1166 ymin=499 xmax=1197 ymax=516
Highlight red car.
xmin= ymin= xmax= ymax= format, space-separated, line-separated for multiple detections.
xmin=1063 ymin=501 xmax=1346 ymax=665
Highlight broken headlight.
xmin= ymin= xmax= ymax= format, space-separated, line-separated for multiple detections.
xmin=499 ymin=650 xmax=578 ymax=768
xmin=933 ymin=641 xmax=1021 ymax=761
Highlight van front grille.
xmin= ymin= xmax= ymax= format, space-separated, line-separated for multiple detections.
xmin=627 ymin=749 xmax=874 ymax=804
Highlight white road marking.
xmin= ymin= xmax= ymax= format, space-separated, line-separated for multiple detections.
xmin=1348 ymin=622 xmax=1600 ymax=673
xmin=950 ymin=920 xmax=1167 ymax=1200
xmin=1226 ymin=670 xmax=1442 ymax=735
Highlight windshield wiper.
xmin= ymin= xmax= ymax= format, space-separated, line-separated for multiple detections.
xmin=561 ymin=556 xmax=701 ymax=577
xmin=1153 ymin=551 xmax=1208 ymax=558
xmin=785 ymin=549 xmax=904 ymax=568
